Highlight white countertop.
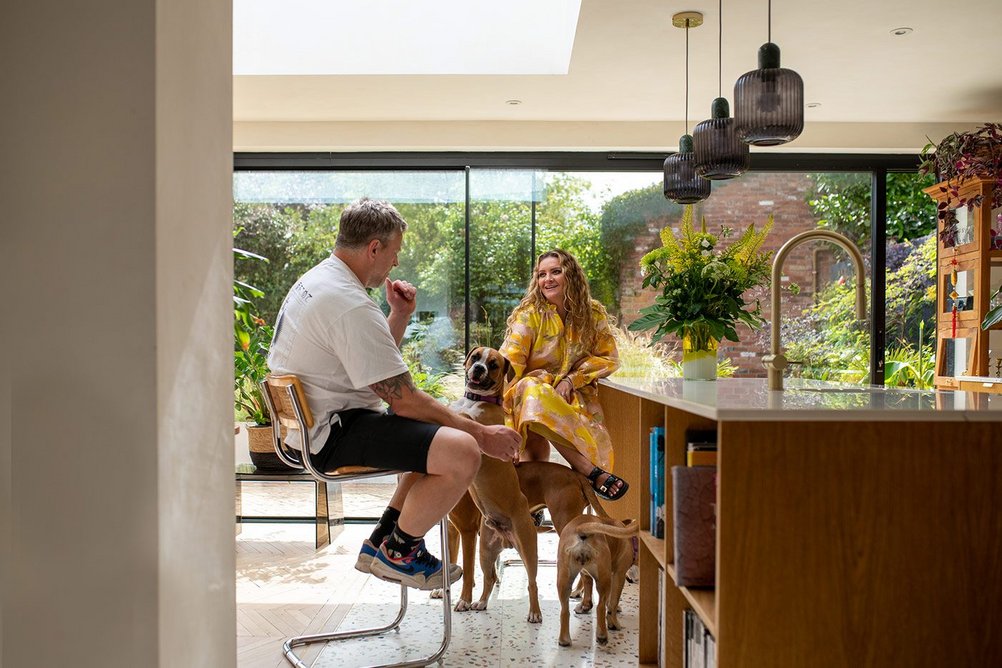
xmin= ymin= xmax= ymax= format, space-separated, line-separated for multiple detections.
xmin=601 ymin=376 xmax=1002 ymax=422
xmin=956 ymin=375 xmax=1002 ymax=385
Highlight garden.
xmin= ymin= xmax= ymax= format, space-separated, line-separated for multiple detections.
xmin=233 ymin=168 xmax=939 ymax=424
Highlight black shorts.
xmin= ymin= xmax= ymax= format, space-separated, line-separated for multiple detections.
xmin=315 ymin=408 xmax=440 ymax=474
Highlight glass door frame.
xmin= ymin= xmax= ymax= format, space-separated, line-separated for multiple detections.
xmin=235 ymin=151 xmax=923 ymax=385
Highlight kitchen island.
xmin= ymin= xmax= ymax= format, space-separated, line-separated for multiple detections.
xmin=596 ymin=377 xmax=1001 ymax=667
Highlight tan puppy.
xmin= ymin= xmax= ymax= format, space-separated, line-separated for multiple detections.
xmin=516 ymin=460 xmax=638 ymax=614
xmin=447 ymin=347 xmax=543 ymax=623
xmin=556 ymin=515 xmax=638 ymax=647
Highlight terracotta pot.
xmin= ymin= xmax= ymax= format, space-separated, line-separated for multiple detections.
xmin=246 ymin=424 xmax=297 ymax=471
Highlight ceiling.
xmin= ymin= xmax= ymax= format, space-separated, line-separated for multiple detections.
xmin=233 ymin=0 xmax=1002 ymax=154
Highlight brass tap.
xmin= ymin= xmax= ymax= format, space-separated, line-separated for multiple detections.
xmin=763 ymin=230 xmax=867 ymax=390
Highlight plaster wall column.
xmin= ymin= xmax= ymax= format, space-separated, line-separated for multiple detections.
xmin=1 ymin=1 xmax=233 ymax=666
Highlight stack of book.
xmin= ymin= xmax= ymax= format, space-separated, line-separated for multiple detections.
xmin=672 ymin=432 xmax=717 ymax=587
xmin=684 ymin=609 xmax=717 ymax=668
xmin=649 ymin=426 xmax=665 ymax=538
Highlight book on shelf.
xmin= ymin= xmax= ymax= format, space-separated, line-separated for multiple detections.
xmin=672 ymin=465 xmax=716 ymax=587
xmin=686 ymin=430 xmax=717 ymax=467
xmin=683 ymin=609 xmax=693 ymax=668
xmin=649 ymin=426 xmax=665 ymax=538
xmin=684 ymin=609 xmax=717 ymax=668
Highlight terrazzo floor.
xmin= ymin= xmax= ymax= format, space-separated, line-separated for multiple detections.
xmin=235 ymin=473 xmax=640 ymax=667
xmin=311 ymin=526 xmax=640 ymax=667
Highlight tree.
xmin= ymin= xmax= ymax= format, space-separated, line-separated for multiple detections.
xmin=233 ymin=202 xmax=341 ymax=322
xmin=598 ymin=183 xmax=684 ymax=314
xmin=807 ymin=172 xmax=937 ymax=246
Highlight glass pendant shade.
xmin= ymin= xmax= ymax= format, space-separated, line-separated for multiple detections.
xmin=693 ymin=97 xmax=750 ymax=179
xmin=664 ymin=134 xmax=710 ymax=204
xmin=733 ymin=42 xmax=803 ymax=146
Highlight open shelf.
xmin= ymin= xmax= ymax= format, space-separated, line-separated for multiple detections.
xmin=666 ymin=563 xmax=717 ymax=637
xmin=640 ymin=530 xmax=665 ymax=568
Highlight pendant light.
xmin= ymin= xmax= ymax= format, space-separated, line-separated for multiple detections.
xmin=733 ymin=0 xmax=803 ymax=146
xmin=664 ymin=12 xmax=710 ymax=205
xmin=693 ymin=0 xmax=750 ymax=179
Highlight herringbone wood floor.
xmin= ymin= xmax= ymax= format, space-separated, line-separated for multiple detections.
xmin=236 ymin=481 xmax=393 ymax=668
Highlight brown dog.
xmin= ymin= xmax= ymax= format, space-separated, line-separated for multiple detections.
xmin=446 ymin=346 xmax=543 ymax=623
xmin=556 ymin=515 xmax=638 ymax=647
xmin=513 ymin=460 xmax=616 ymax=613
xmin=515 ymin=460 xmax=611 ymax=535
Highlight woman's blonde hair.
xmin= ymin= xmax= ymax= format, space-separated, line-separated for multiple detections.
xmin=507 ymin=248 xmax=606 ymax=350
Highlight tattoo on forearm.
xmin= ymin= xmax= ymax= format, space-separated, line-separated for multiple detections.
xmin=371 ymin=372 xmax=416 ymax=403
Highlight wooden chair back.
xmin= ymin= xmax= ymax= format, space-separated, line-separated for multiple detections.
xmin=262 ymin=374 xmax=314 ymax=433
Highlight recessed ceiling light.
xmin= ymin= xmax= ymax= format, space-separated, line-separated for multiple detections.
xmin=890 ymin=27 xmax=913 ymax=36
xmin=506 ymin=99 xmax=523 ymax=106
xmin=806 ymin=102 xmax=822 ymax=109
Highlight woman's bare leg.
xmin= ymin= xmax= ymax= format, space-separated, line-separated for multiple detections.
xmin=519 ymin=431 xmax=550 ymax=462
xmin=550 ymin=442 xmax=626 ymax=497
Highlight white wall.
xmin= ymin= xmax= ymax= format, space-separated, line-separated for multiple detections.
xmin=1 ymin=1 xmax=233 ymax=666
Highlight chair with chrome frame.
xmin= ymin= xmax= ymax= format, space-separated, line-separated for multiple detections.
xmin=260 ymin=373 xmax=453 ymax=668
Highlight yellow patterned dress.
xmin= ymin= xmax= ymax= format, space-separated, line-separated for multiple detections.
xmin=500 ymin=300 xmax=620 ymax=470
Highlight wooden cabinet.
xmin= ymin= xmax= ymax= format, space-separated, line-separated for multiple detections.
xmin=598 ymin=380 xmax=1001 ymax=667
xmin=924 ymin=177 xmax=1002 ymax=388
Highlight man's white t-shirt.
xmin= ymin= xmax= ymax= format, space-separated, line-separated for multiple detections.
xmin=267 ymin=256 xmax=408 ymax=453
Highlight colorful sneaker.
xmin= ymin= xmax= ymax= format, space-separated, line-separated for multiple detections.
xmin=354 ymin=539 xmax=379 ymax=574
xmin=369 ymin=540 xmax=463 ymax=591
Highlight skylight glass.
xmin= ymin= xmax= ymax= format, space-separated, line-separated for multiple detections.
xmin=234 ymin=0 xmax=581 ymax=76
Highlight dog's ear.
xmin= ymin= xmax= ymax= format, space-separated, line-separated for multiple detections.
xmin=502 ymin=356 xmax=514 ymax=383
xmin=464 ymin=347 xmax=480 ymax=369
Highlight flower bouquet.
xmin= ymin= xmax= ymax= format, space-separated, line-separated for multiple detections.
xmin=628 ymin=205 xmax=772 ymax=380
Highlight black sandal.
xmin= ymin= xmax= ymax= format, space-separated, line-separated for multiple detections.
xmin=587 ymin=466 xmax=630 ymax=501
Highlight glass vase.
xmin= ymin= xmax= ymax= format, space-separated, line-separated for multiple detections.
xmin=681 ymin=324 xmax=719 ymax=381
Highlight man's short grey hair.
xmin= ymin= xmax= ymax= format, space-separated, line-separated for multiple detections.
xmin=335 ymin=198 xmax=408 ymax=249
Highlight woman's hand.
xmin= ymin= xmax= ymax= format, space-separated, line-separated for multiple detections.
xmin=555 ymin=377 xmax=573 ymax=402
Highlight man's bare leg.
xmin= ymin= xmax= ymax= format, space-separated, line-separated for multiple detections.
xmin=395 ymin=426 xmax=480 ymax=536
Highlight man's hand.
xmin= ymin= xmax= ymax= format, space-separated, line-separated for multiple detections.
xmin=385 ymin=278 xmax=417 ymax=318
xmin=475 ymin=423 xmax=522 ymax=463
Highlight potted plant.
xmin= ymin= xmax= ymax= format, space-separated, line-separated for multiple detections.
xmin=983 ymin=285 xmax=1002 ymax=331
xmin=234 ymin=248 xmax=289 ymax=470
xmin=628 ymin=206 xmax=773 ymax=380
xmin=919 ymin=123 xmax=1002 ymax=247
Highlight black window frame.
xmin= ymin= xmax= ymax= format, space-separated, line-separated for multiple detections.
xmin=234 ymin=151 xmax=923 ymax=386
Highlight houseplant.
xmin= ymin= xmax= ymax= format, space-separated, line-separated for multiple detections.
xmin=919 ymin=123 xmax=1002 ymax=245
xmin=628 ymin=205 xmax=772 ymax=380
xmin=234 ymin=247 xmax=289 ymax=470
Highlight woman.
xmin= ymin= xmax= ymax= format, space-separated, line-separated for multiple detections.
xmin=500 ymin=249 xmax=627 ymax=500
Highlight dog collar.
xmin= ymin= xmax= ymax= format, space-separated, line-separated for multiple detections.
xmin=465 ymin=391 xmax=502 ymax=405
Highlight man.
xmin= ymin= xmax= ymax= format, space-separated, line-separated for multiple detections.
xmin=268 ymin=198 xmax=521 ymax=590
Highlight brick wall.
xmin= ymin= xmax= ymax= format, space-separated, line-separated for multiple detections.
xmin=618 ymin=172 xmax=845 ymax=377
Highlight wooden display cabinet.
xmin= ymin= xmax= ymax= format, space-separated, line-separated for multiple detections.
xmin=925 ymin=177 xmax=1002 ymax=388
